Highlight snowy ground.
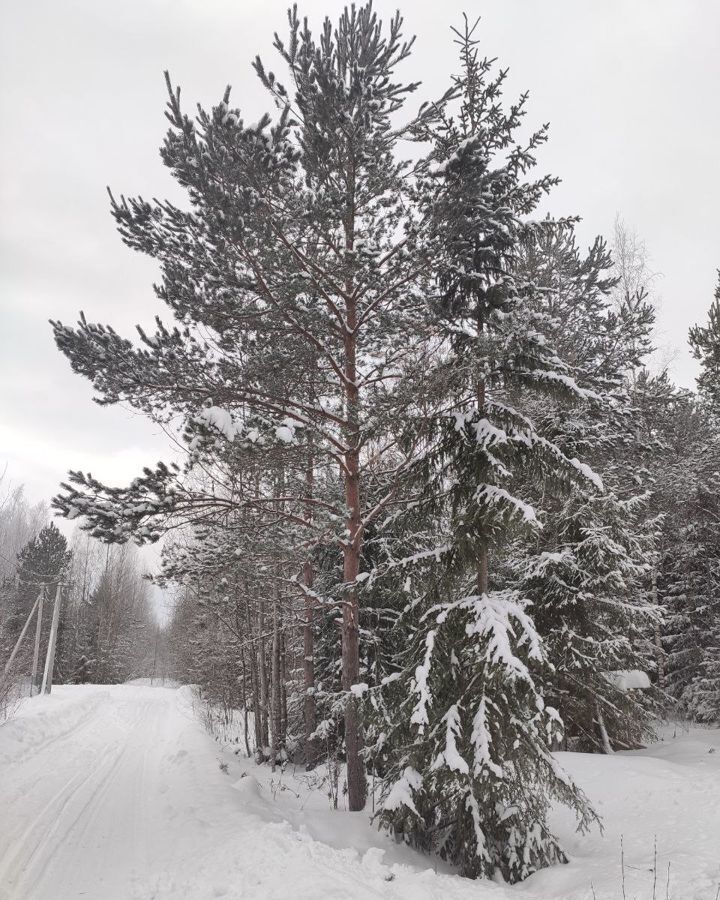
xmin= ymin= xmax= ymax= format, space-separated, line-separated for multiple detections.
xmin=0 ymin=685 xmax=718 ymax=900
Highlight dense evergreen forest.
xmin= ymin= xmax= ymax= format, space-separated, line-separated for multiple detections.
xmin=2 ymin=3 xmax=718 ymax=885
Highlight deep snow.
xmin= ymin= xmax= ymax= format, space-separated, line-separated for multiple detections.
xmin=0 ymin=685 xmax=718 ymax=900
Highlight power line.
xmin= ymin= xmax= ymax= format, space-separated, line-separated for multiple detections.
xmin=0 ymin=549 xmax=70 ymax=585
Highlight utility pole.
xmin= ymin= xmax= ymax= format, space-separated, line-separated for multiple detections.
xmin=3 ymin=592 xmax=42 ymax=677
xmin=30 ymin=587 xmax=45 ymax=696
xmin=41 ymin=582 xmax=63 ymax=695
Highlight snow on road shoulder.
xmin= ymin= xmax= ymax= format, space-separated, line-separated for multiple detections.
xmin=193 ymin=703 xmax=720 ymax=900
xmin=185 ymin=709 xmax=720 ymax=900
xmin=0 ymin=684 xmax=110 ymax=766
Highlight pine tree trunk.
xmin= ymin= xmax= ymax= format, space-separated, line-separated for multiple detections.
xmin=258 ymin=604 xmax=270 ymax=754
xmin=244 ymin=593 xmax=263 ymax=756
xmin=240 ymin=648 xmax=252 ymax=758
xmin=270 ymin=576 xmax=282 ymax=770
xmin=342 ymin=449 xmax=366 ymax=811
xmin=280 ymin=628 xmax=288 ymax=741
xmin=251 ymin=663 xmax=263 ymax=758
xmin=302 ymin=448 xmax=319 ymax=768
xmin=302 ymin=560 xmax=318 ymax=768
xmin=655 ymin=621 xmax=665 ymax=690
xmin=341 ymin=165 xmax=366 ymax=812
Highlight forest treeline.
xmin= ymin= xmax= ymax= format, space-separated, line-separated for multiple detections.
xmin=0 ymin=481 xmax=163 ymax=703
xmin=12 ymin=3 xmax=720 ymax=884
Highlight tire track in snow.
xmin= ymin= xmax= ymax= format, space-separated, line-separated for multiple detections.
xmin=0 ymin=731 xmax=131 ymax=898
xmin=0 ymin=690 xmax=113 ymax=812
xmin=0 ymin=696 xmax=153 ymax=900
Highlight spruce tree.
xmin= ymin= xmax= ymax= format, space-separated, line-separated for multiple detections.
xmin=10 ymin=524 xmax=72 ymax=678
xmin=369 ymin=20 xmax=599 ymax=883
xmin=689 ymin=272 xmax=720 ymax=418
xmin=658 ymin=283 xmax=720 ymax=721
xmin=658 ymin=412 xmax=720 ymax=722
xmin=630 ymin=361 xmax=720 ymax=723
xmin=513 ymin=223 xmax=660 ymax=751
xmin=16 ymin=522 xmax=72 ymax=600
xmin=3 ymin=522 xmax=72 ymax=684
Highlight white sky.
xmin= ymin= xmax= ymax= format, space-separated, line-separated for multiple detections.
xmin=2 ymin=0 xmax=719 ymax=506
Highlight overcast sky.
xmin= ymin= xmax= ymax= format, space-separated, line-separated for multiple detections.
xmin=2 ymin=0 xmax=719 ymax=507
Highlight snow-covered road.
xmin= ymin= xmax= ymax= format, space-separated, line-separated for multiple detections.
xmin=0 ymin=685 xmax=238 ymax=900
xmin=1 ymin=684 xmax=719 ymax=900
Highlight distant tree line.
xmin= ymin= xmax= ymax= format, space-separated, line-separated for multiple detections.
xmin=0 ymin=482 xmax=161 ymax=696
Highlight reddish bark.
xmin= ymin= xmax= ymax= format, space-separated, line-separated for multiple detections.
xmin=341 ymin=273 xmax=367 ymax=810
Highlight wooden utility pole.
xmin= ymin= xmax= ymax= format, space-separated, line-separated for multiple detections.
xmin=41 ymin=582 xmax=62 ymax=695
xmin=30 ymin=588 xmax=45 ymax=695
xmin=3 ymin=592 xmax=42 ymax=677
